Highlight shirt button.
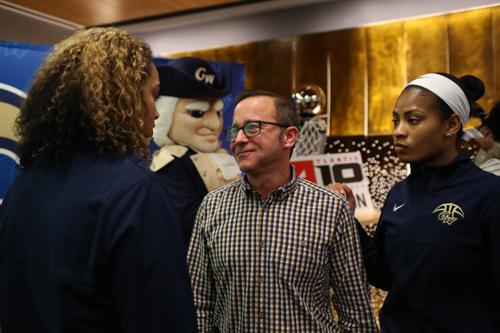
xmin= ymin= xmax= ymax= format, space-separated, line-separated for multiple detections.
xmin=259 ymin=312 xmax=264 ymax=319
xmin=259 ymin=275 xmax=263 ymax=284
xmin=259 ymin=241 xmax=264 ymax=248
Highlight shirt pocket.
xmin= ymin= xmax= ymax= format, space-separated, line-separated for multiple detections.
xmin=272 ymin=238 xmax=326 ymax=284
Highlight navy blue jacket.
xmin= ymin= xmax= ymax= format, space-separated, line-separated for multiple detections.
xmin=0 ymin=151 xmax=196 ymax=333
xmin=359 ymin=155 xmax=500 ymax=332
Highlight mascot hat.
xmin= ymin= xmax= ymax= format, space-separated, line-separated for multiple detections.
xmin=158 ymin=57 xmax=231 ymax=98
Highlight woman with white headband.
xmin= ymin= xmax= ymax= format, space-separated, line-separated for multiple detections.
xmin=332 ymin=72 xmax=500 ymax=332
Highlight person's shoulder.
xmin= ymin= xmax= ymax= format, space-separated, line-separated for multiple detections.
xmin=478 ymin=158 xmax=500 ymax=177
xmin=79 ymin=153 xmax=163 ymax=194
xmin=467 ymin=158 xmax=500 ymax=183
xmin=197 ymin=179 xmax=241 ymax=212
xmin=104 ymin=158 xmax=180 ymax=213
xmin=295 ymin=178 xmax=354 ymax=221
xmin=387 ymin=177 xmax=407 ymax=193
xmin=456 ymin=160 xmax=500 ymax=203
xmin=296 ymin=177 xmax=345 ymax=201
xmin=204 ymin=179 xmax=241 ymax=198
xmin=111 ymin=155 xmax=156 ymax=180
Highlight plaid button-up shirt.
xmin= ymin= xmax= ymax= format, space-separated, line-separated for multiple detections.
xmin=187 ymin=170 xmax=377 ymax=332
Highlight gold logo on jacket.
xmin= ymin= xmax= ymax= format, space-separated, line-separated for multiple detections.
xmin=432 ymin=203 xmax=464 ymax=225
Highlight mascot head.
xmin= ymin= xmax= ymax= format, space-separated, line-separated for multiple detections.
xmin=153 ymin=57 xmax=231 ymax=153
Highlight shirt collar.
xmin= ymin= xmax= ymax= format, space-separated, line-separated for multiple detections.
xmin=238 ymin=165 xmax=298 ymax=200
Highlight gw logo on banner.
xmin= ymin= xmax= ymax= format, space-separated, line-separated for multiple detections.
xmin=291 ymin=152 xmax=375 ymax=210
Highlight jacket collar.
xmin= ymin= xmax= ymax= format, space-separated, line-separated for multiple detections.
xmin=408 ymin=155 xmax=472 ymax=191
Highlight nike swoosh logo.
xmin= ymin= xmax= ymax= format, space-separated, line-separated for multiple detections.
xmin=393 ymin=203 xmax=406 ymax=212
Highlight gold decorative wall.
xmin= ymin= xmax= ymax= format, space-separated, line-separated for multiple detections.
xmin=327 ymin=29 xmax=366 ymax=136
xmin=404 ymin=16 xmax=448 ymax=80
xmin=170 ymin=5 xmax=500 ymax=136
xmin=449 ymin=9 xmax=496 ymax=108
xmin=366 ymin=22 xmax=406 ymax=135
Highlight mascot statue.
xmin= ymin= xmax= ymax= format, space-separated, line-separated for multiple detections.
xmin=150 ymin=57 xmax=240 ymax=246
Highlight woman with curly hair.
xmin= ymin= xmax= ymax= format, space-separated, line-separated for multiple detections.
xmin=0 ymin=28 xmax=196 ymax=332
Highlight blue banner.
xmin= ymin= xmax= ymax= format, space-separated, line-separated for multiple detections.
xmin=0 ymin=41 xmax=51 ymax=203
xmin=0 ymin=42 xmax=245 ymax=203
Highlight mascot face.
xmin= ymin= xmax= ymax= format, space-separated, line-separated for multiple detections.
xmin=153 ymin=57 xmax=232 ymax=152
xmin=169 ymin=97 xmax=224 ymax=153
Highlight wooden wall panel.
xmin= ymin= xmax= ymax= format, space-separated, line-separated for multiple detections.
xmin=169 ymin=45 xmax=247 ymax=91
xmin=404 ymin=16 xmax=448 ymax=82
xmin=169 ymin=5 xmax=500 ymax=136
xmin=294 ymin=33 xmax=328 ymax=90
xmin=248 ymin=39 xmax=294 ymax=97
xmin=366 ymin=22 xmax=406 ymax=135
xmin=171 ymin=38 xmax=294 ymax=96
xmin=448 ymin=8 xmax=494 ymax=111
xmin=327 ymin=28 xmax=366 ymax=136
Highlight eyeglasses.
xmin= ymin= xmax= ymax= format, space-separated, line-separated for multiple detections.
xmin=224 ymin=120 xmax=288 ymax=141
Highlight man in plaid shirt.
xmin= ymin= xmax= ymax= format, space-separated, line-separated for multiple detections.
xmin=187 ymin=90 xmax=377 ymax=332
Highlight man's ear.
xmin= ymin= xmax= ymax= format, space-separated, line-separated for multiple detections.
xmin=445 ymin=114 xmax=462 ymax=137
xmin=282 ymin=126 xmax=299 ymax=148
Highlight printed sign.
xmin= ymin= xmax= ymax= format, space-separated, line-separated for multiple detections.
xmin=291 ymin=152 xmax=374 ymax=210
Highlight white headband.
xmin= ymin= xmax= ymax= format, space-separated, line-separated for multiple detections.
xmin=406 ymin=73 xmax=470 ymax=128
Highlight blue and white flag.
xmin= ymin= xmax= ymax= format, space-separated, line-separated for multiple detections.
xmin=0 ymin=41 xmax=51 ymax=203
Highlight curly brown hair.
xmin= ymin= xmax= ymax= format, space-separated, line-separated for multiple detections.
xmin=15 ymin=27 xmax=153 ymax=167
